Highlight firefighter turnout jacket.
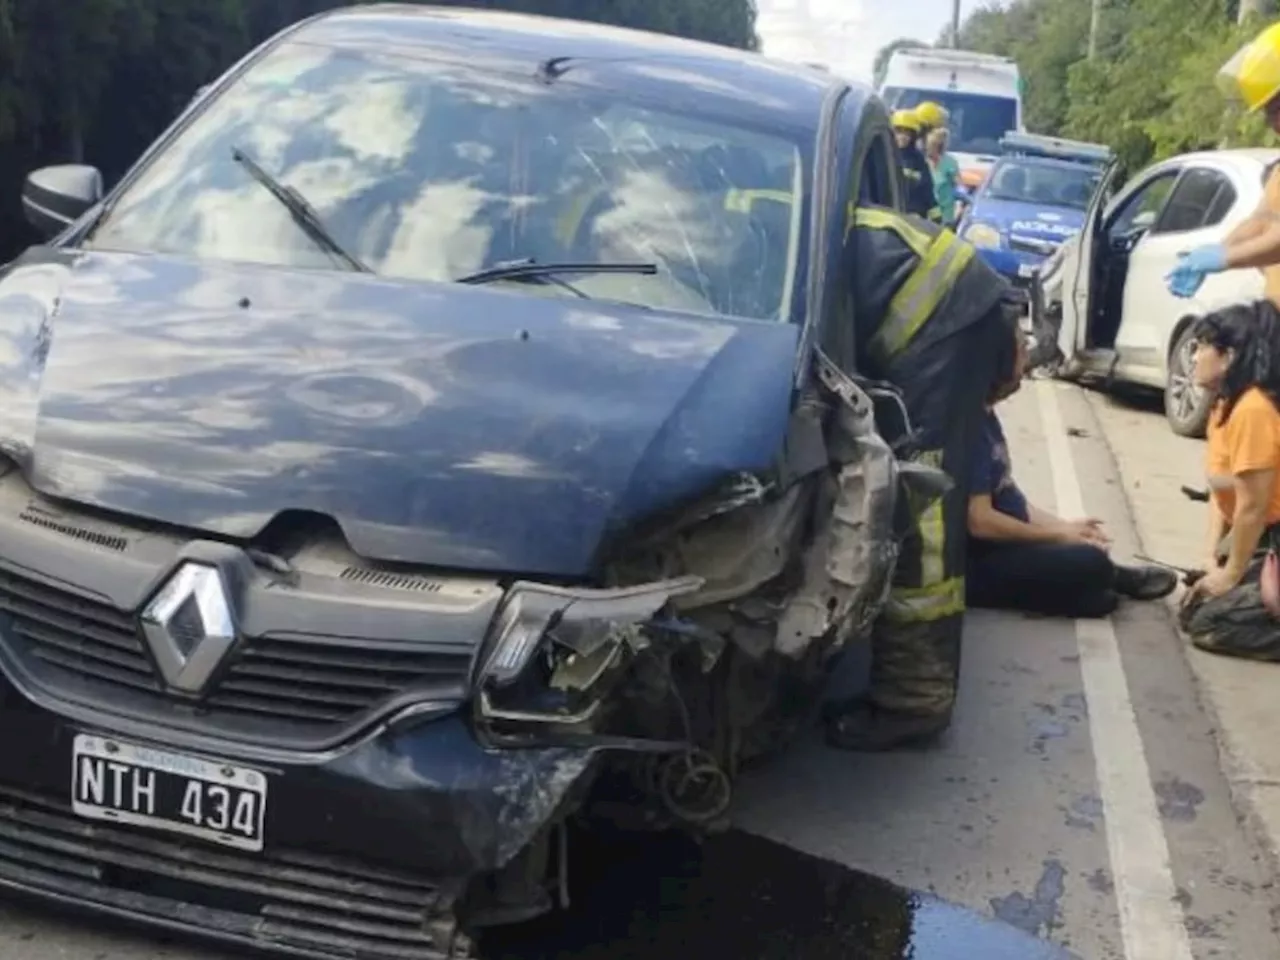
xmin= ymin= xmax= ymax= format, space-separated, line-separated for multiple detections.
xmin=846 ymin=205 xmax=1013 ymax=717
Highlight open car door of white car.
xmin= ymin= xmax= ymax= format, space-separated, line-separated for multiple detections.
xmin=1054 ymin=157 xmax=1123 ymax=371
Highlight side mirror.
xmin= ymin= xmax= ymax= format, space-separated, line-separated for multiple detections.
xmin=22 ymin=164 xmax=103 ymax=241
xmin=1131 ymin=209 xmax=1156 ymax=231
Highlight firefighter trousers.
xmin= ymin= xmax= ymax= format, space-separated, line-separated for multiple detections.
xmin=867 ymin=303 xmax=1011 ymax=719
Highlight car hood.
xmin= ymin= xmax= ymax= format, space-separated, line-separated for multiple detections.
xmin=971 ymin=198 xmax=1086 ymax=245
xmin=0 ymin=250 xmax=799 ymax=577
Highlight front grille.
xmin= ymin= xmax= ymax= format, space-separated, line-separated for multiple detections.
xmin=0 ymin=785 xmax=445 ymax=959
xmin=0 ymin=567 xmax=473 ymax=739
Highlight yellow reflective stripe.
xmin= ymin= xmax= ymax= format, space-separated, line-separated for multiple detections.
xmin=913 ymin=448 xmax=946 ymax=586
xmin=853 ymin=208 xmax=932 ymax=257
xmin=724 ymin=188 xmax=793 ymax=213
xmin=884 ymin=578 xmax=965 ymax=623
xmin=927 ymin=206 xmax=943 ymax=223
xmin=871 ymin=229 xmax=975 ymax=360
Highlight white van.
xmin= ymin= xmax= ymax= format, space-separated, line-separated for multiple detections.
xmin=879 ymin=47 xmax=1024 ymax=185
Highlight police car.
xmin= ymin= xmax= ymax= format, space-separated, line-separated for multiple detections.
xmin=957 ymin=132 xmax=1112 ymax=292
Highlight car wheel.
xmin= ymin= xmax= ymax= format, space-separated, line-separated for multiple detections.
xmin=1165 ymin=327 xmax=1212 ymax=438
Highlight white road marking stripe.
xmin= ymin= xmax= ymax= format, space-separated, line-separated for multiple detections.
xmin=1035 ymin=380 xmax=1194 ymax=960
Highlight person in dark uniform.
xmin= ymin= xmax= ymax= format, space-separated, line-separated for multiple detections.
xmin=891 ymin=110 xmax=941 ymax=223
xmin=825 ymin=204 xmax=1015 ymax=751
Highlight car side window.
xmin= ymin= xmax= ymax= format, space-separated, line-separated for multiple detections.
xmin=1152 ymin=168 xmax=1235 ymax=234
xmin=1108 ymin=172 xmax=1178 ymax=236
xmin=1202 ymin=178 xmax=1238 ymax=228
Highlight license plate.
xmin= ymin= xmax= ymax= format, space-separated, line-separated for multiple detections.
xmin=72 ymin=734 xmax=267 ymax=852
xmin=1018 ymin=263 xmax=1037 ymax=278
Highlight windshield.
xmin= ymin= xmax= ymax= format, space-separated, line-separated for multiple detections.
xmin=981 ymin=159 xmax=1100 ymax=211
xmin=88 ymin=43 xmax=807 ymax=322
xmin=881 ymin=87 xmax=1017 ymax=155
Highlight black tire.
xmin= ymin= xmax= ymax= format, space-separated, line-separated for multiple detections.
xmin=1165 ymin=326 xmax=1213 ymax=438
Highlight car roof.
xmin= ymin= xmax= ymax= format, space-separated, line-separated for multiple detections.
xmin=1154 ymin=147 xmax=1280 ymax=170
xmin=993 ymin=155 xmax=1100 ymax=174
xmin=291 ymin=4 xmax=851 ymax=129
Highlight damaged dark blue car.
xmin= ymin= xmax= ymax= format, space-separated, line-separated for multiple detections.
xmin=0 ymin=6 xmax=912 ymax=958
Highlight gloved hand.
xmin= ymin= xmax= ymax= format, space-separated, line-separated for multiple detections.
xmin=1166 ymin=243 xmax=1228 ymax=299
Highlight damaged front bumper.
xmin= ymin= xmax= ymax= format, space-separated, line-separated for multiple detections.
xmin=0 ymin=686 xmax=603 ymax=959
xmin=0 ymin=354 xmax=920 ymax=959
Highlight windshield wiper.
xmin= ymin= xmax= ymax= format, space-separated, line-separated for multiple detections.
xmin=230 ymin=146 xmax=370 ymax=273
xmin=455 ymin=258 xmax=657 ymax=288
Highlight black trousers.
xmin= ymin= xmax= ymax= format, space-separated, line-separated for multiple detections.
xmin=967 ymin=541 xmax=1118 ymax=619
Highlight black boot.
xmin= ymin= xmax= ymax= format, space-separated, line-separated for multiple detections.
xmin=823 ymin=698 xmax=950 ymax=752
xmin=1113 ymin=564 xmax=1178 ymax=601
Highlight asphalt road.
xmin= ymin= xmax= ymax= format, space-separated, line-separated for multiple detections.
xmin=2 ymin=380 xmax=1279 ymax=959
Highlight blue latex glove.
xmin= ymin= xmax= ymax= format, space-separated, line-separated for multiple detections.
xmin=1167 ymin=266 xmax=1206 ymax=299
xmin=1166 ymin=244 xmax=1227 ymax=299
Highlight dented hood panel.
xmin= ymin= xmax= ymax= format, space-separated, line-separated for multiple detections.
xmin=0 ymin=249 xmax=799 ymax=576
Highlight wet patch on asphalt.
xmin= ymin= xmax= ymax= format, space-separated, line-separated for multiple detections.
xmin=1085 ymin=868 xmax=1114 ymax=895
xmin=1062 ymin=793 xmax=1104 ymax=832
xmin=483 ymin=828 xmax=1075 ymax=960
xmin=1154 ymin=777 xmax=1206 ymax=823
xmin=989 ymin=859 xmax=1067 ymax=940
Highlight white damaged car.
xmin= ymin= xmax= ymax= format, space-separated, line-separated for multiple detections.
xmin=1031 ymin=148 xmax=1279 ymax=436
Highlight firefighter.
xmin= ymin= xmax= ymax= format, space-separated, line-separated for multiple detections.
xmin=1168 ymin=21 xmax=1280 ymax=299
xmin=891 ymin=110 xmax=942 ymax=222
xmin=914 ymin=100 xmax=949 ymax=145
xmin=825 ymin=204 xmax=1019 ymax=751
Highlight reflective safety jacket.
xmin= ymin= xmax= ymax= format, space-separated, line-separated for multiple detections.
xmin=847 ymin=205 xmax=1011 ymax=626
xmin=848 ymin=206 xmax=1002 ymax=370
xmin=898 ymin=145 xmax=941 ymax=223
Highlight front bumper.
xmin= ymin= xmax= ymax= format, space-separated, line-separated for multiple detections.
xmin=0 ymin=686 xmax=599 ymax=958
xmin=975 ymin=246 xmax=1044 ymax=293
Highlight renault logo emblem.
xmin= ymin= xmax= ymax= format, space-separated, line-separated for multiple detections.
xmin=141 ymin=563 xmax=236 ymax=694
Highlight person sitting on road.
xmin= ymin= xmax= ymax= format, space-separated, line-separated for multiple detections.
xmin=1179 ymin=303 xmax=1280 ymax=659
xmin=966 ymin=330 xmax=1178 ymax=618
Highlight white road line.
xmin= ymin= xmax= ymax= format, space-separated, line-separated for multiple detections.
xmin=1035 ymin=380 xmax=1194 ymax=960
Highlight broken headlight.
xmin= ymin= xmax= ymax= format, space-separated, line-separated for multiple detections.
xmin=475 ymin=576 xmax=702 ymax=728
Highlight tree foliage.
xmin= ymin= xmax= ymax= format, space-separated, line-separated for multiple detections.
xmin=947 ymin=0 xmax=1280 ymax=171
xmin=0 ymin=0 xmax=758 ymax=260
xmin=871 ymin=37 xmax=927 ymax=89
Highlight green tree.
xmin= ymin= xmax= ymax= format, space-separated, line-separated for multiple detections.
xmin=952 ymin=0 xmax=1278 ymax=170
xmin=0 ymin=0 xmax=759 ymax=259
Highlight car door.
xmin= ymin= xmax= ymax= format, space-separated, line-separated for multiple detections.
xmin=1178 ymin=163 xmax=1267 ymax=315
xmin=1115 ymin=165 xmax=1237 ymax=380
xmin=1056 ymin=159 xmax=1143 ymax=363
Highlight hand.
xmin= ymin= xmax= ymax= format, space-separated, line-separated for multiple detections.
xmin=1167 ymin=266 xmax=1206 ymax=299
xmin=1165 ymin=243 xmax=1228 ymax=299
xmin=1182 ymin=564 xmax=1241 ymax=605
xmin=1179 ymin=243 xmax=1229 ymax=273
xmin=1058 ymin=518 xmax=1111 ymax=548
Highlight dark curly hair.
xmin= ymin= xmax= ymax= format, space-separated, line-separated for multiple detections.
xmin=1191 ymin=302 xmax=1280 ymax=426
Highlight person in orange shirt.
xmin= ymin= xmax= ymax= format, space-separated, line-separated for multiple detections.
xmin=1183 ymin=305 xmax=1280 ymax=618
